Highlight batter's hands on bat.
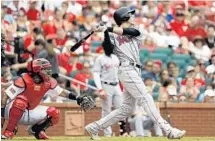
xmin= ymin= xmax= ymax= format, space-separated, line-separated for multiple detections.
xmin=99 ymin=89 xmax=107 ymax=99
xmin=94 ymin=23 xmax=107 ymax=32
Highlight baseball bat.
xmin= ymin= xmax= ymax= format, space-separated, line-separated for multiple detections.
xmin=70 ymin=22 xmax=104 ymax=52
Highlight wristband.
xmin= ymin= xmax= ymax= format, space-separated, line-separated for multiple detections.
xmin=68 ymin=93 xmax=77 ymax=100
xmin=107 ymin=27 xmax=113 ymax=32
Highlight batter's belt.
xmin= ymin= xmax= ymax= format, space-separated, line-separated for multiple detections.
xmin=119 ymin=61 xmax=142 ymax=69
xmin=102 ymin=81 xmax=118 ymax=86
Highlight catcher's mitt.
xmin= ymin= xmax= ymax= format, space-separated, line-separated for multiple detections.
xmin=77 ymin=95 xmax=95 ymax=111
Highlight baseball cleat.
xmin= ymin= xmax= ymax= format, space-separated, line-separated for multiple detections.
xmin=85 ymin=123 xmax=100 ymax=140
xmin=167 ymin=128 xmax=186 ymax=139
xmin=27 ymin=125 xmax=49 ymax=140
xmin=1 ymin=130 xmax=14 ymax=139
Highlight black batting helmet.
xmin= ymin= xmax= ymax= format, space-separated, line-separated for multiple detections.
xmin=113 ymin=7 xmax=135 ymax=26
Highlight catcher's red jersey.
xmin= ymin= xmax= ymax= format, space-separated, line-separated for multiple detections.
xmin=13 ymin=73 xmax=58 ymax=110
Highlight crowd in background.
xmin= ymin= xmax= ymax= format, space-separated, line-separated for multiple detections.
xmin=1 ymin=0 xmax=215 ymax=104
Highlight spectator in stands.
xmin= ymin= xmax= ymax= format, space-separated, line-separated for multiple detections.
xmin=184 ymin=36 xmax=211 ymax=61
xmin=185 ymin=16 xmax=207 ymax=41
xmin=171 ymin=66 xmax=182 ymax=92
xmin=152 ymin=60 xmax=162 ymax=81
xmin=58 ymin=40 xmax=77 ymax=75
xmin=204 ymin=84 xmax=215 ymax=103
xmin=196 ymin=59 xmax=207 ymax=77
xmin=142 ymin=60 xmax=153 ymax=78
xmin=72 ymin=61 xmax=93 ymax=93
xmin=142 ymin=36 xmax=156 ymax=52
xmin=150 ymin=25 xmax=168 ymax=48
xmin=182 ymin=65 xmax=206 ymax=88
xmin=160 ymin=69 xmax=169 ymax=84
xmin=206 ymin=54 xmax=215 ymax=74
xmin=26 ymin=1 xmax=40 ymax=21
xmin=159 ymin=79 xmax=178 ymax=102
xmin=165 ymin=26 xmax=180 ymax=50
xmin=179 ymin=77 xmax=199 ymax=102
xmin=55 ymin=28 xmax=67 ymax=49
xmin=34 ymin=38 xmax=59 ymax=78
xmin=205 ymin=25 xmax=215 ymax=49
xmin=53 ymin=8 xmax=64 ymax=29
xmin=170 ymin=5 xmax=188 ymax=37
xmin=167 ymin=61 xmax=177 ymax=77
xmin=16 ymin=8 xmax=29 ymax=38
xmin=175 ymin=37 xmax=190 ymax=54
xmin=141 ymin=1 xmax=159 ymax=19
xmin=143 ymin=72 xmax=160 ymax=95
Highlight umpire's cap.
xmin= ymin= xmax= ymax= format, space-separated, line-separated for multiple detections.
xmin=113 ymin=7 xmax=135 ymax=26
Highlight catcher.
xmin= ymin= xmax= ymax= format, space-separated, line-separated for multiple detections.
xmin=1 ymin=58 xmax=95 ymax=140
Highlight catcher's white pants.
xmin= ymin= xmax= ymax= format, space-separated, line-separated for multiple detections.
xmin=95 ymin=66 xmax=172 ymax=134
xmin=100 ymin=83 xmax=122 ymax=136
xmin=4 ymin=100 xmax=48 ymax=125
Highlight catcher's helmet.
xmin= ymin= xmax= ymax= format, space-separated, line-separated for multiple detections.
xmin=113 ymin=7 xmax=135 ymax=26
xmin=27 ymin=58 xmax=52 ymax=81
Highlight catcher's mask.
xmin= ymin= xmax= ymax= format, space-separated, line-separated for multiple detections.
xmin=27 ymin=58 xmax=52 ymax=81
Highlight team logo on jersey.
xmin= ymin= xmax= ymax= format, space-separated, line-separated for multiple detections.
xmin=34 ymin=85 xmax=41 ymax=91
xmin=117 ymin=36 xmax=130 ymax=46
xmin=9 ymin=88 xmax=16 ymax=94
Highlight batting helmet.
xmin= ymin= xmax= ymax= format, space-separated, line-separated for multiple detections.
xmin=27 ymin=58 xmax=52 ymax=81
xmin=113 ymin=7 xmax=135 ymax=26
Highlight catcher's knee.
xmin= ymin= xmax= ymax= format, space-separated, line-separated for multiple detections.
xmin=46 ymin=107 xmax=60 ymax=125
xmin=12 ymin=95 xmax=28 ymax=111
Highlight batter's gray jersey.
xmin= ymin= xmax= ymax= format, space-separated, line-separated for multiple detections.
xmin=109 ymin=26 xmax=146 ymax=64
xmin=92 ymin=54 xmax=120 ymax=89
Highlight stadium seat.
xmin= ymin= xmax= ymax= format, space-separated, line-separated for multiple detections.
xmin=171 ymin=54 xmax=191 ymax=62
xmin=88 ymin=79 xmax=96 ymax=87
xmin=196 ymin=93 xmax=205 ymax=103
xmin=167 ymin=59 xmax=187 ymax=69
xmin=189 ymin=59 xmax=197 ymax=66
xmin=91 ymin=46 xmax=98 ymax=53
xmin=199 ymin=86 xmax=206 ymax=94
xmin=152 ymin=92 xmax=159 ymax=101
xmin=69 ymin=71 xmax=78 ymax=78
xmin=149 ymin=53 xmax=168 ymax=63
xmin=140 ymin=48 xmax=150 ymax=57
xmin=153 ymin=48 xmax=173 ymax=56
xmin=91 ymin=41 xmax=102 ymax=47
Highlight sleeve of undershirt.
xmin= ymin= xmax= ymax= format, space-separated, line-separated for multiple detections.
xmin=92 ymin=57 xmax=103 ymax=90
xmin=122 ymin=28 xmax=140 ymax=36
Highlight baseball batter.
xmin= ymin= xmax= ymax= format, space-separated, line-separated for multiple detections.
xmin=85 ymin=7 xmax=186 ymax=140
xmin=93 ymin=42 xmax=122 ymax=136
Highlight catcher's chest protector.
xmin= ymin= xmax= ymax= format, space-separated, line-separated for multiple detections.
xmin=15 ymin=73 xmax=54 ymax=110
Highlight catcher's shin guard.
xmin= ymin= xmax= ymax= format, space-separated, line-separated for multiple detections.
xmin=5 ymin=95 xmax=28 ymax=136
xmin=29 ymin=107 xmax=60 ymax=139
xmin=46 ymin=107 xmax=60 ymax=125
